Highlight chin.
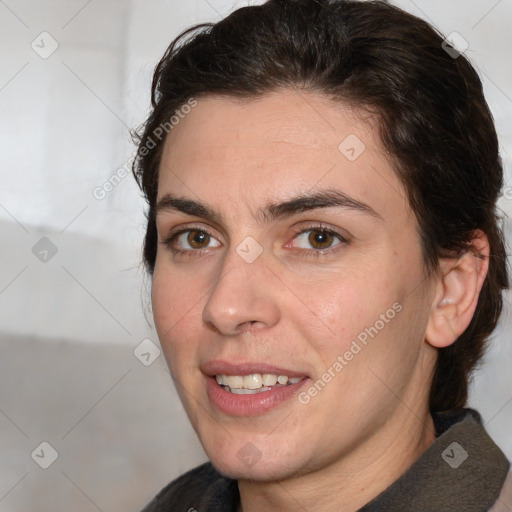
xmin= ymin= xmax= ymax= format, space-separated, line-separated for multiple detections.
xmin=202 ymin=436 xmax=309 ymax=482
xmin=210 ymin=455 xmax=298 ymax=482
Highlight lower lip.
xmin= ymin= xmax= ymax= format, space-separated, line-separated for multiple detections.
xmin=206 ymin=376 xmax=310 ymax=417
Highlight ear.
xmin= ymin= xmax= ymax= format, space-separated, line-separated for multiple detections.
xmin=425 ymin=230 xmax=490 ymax=349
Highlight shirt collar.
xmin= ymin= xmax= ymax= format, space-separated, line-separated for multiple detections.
xmin=360 ymin=408 xmax=510 ymax=511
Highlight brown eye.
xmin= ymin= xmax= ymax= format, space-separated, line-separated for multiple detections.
xmin=307 ymin=230 xmax=335 ymax=249
xmin=187 ymin=230 xmax=210 ymax=248
xmin=169 ymin=229 xmax=221 ymax=252
xmin=291 ymin=227 xmax=346 ymax=252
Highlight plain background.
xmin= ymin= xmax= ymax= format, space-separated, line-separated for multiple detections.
xmin=0 ymin=0 xmax=511 ymax=510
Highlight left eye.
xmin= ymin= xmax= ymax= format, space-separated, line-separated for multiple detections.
xmin=292 ymin=229 xmax=344 ymax=250
xmin=175 ymin=230 xmax=221 ymax=250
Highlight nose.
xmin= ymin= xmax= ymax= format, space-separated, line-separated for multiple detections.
xmin=202 ymin=246 xmax=281 ymax=336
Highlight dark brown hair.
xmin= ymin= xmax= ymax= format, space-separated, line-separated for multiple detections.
xmin=132 ymin=0 xmax=508 ymax=412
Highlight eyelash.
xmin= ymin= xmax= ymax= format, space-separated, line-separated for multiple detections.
xmin=161 ymin=223 xmax=349 ymax=259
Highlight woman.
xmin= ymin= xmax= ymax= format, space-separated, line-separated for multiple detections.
xmin=133 ymin=1 xmax=511 ymax=510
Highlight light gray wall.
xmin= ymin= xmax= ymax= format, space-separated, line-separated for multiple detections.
xmin=1 ymin=1 xmax=511 ymax=510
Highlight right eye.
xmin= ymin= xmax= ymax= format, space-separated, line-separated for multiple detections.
xmin=163 ymin=228 xmax=222 ymax=254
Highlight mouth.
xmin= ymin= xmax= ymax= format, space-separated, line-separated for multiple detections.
xmin=202 ymin=361 xmax=310 ymax=416
xmin=216 ymin=373 xmax=305 ymax=394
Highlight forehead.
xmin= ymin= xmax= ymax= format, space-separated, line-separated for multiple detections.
xmin=157 ymin=91 xmax=409 ymax=223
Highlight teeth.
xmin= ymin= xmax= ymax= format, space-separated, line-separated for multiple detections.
xmin=215 ymin=373 xmax=304 ymax=391
xmin=227 ymin=375 xmax=244 ymax=388
xmin=243 ymin=374 xmax=262 ymax=389
xmin=262 ymin=373 xmax=278 ymax=386
xmin=231 ymin=387 xmax=272 ymax=395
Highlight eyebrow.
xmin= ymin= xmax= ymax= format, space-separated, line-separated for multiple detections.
xmin=154 ymin=189 xmax=382 ymax=224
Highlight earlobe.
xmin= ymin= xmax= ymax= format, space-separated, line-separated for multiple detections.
xmin=425 ymin=230 xmax=490 ymax=349
xmin=427 ymin=307 xmax=457 ymax=347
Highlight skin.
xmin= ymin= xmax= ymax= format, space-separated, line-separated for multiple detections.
xmin=151 ymin=90 xmax=488 ymax=511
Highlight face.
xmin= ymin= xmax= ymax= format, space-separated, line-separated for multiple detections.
xmin=152 ymin=91 xmax=438 ymax=481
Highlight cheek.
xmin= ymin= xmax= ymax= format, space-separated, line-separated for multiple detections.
xmin=151 ymin=269 xmax=177 ymax=334
xmin=151 ymin=266 xmax=202 ymax=365
xmin=297 ymin=270 xmax=395 ymax=346
xmin=152 ymin=261 xmax=201 ymax=324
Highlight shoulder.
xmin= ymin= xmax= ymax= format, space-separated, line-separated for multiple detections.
xmin=140 ymin=462 xmax=239 ymax=512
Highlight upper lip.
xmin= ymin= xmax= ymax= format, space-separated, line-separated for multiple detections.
xmin=201 ymin=360 xmax=309 ymax=379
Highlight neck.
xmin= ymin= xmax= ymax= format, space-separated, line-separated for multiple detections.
xmin=238 ymin=409 xmax=436 ymax=512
